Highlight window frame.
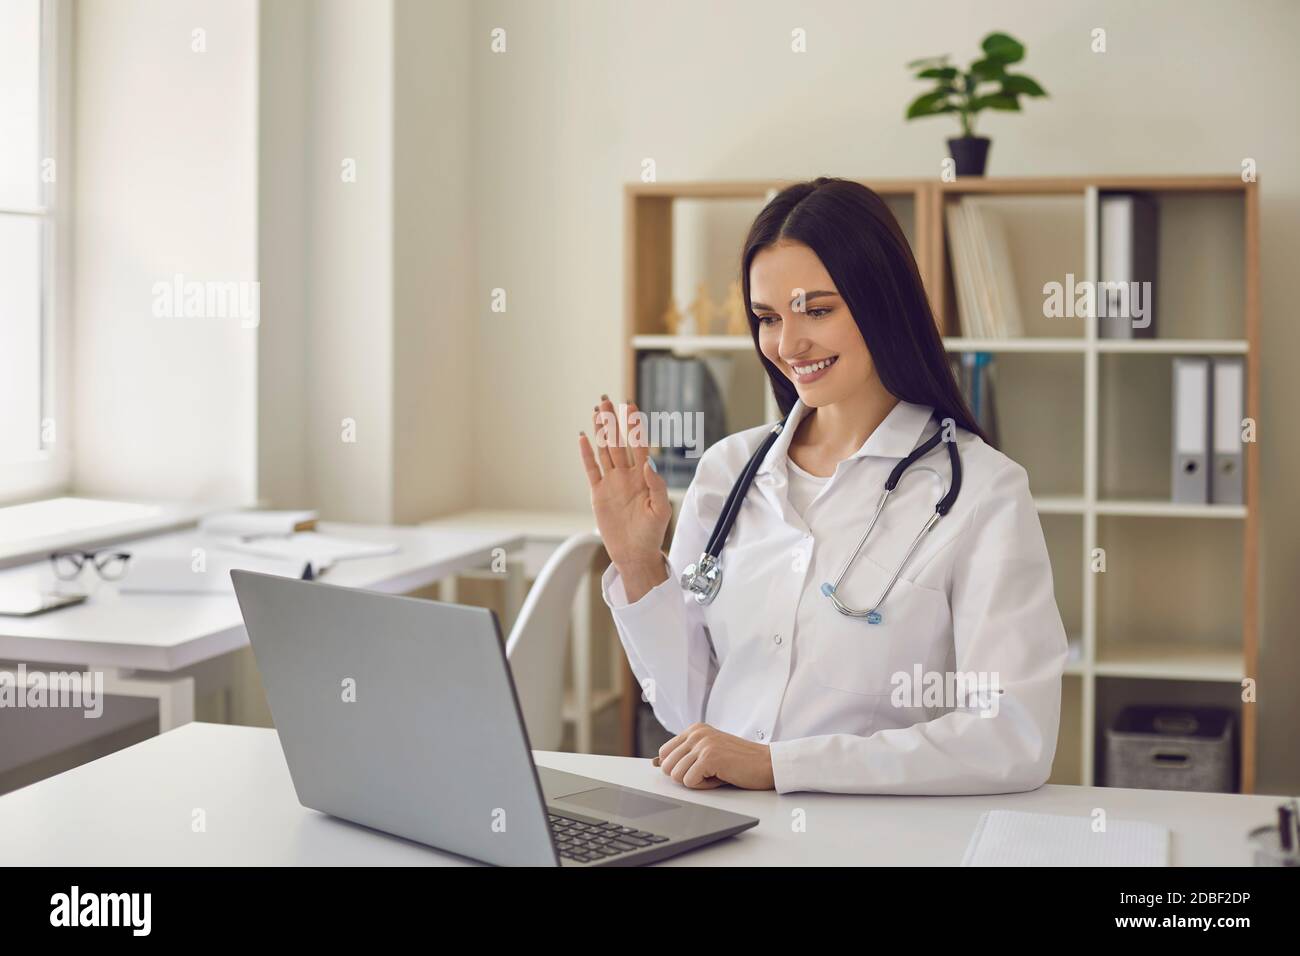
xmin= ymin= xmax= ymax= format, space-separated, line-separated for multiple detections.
xmin=1 ymin=0 xmax=71 ymax=504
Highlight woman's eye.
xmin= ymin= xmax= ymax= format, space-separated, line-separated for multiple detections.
xmin=807 ymin=307 xmax=832 ymax=318
xmin=757 ymin=314 xmax=780 ymax=325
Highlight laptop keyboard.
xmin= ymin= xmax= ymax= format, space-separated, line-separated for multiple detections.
xmin=548 ymin=812 xmax=670 ymax=863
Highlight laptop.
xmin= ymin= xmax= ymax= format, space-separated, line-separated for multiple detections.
xmin=231 ymin=570 xmax=758 ymax=866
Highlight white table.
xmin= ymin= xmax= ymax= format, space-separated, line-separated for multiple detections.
xmin=0 ymin=524 xmax=523 ymax=729
xmin=0 ymin=722 xmax=1278 ymax=866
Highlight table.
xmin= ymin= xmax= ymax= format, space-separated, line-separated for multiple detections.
xmin=0 ymin=723 xmax=1278 ymax=866
xmin=0 ymin=524 xmax=523 ymax=730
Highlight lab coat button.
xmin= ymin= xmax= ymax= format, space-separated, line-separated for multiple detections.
xmin=756 ymin=730 xmax=766 ymax=741
xmin=773 ymin=633 xmax=783 ymax=646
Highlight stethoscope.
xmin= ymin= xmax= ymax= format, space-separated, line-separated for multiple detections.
xmin=680 ymin=412 xmax=962 ymax=624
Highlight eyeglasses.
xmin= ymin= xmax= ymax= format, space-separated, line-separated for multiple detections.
xmin=50 ymin=549 xmax=133 ymax=581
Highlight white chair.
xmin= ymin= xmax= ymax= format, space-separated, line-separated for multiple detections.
xmin=505 ymin=532 xmax=606 ymax=752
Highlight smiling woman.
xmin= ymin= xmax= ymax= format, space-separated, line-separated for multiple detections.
xmin=579 ymin=177 xmax=1068 ymax=798
xmin=744 ymin=178 xmax=987 ymax=441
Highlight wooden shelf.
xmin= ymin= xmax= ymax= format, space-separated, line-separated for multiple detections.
xmin=1094 ymin=642 xmax=1245 ymax=682
xmin=1033 ymin=496 xmax=1088 ymax=515
xmin=945 ymin=337 xmax=1085 ymax=353
xmin=634 ymin=334 xmax=1252 ymax=356
xmin=623 ymin=175 xmax=1260 ymax=793
xmin=1095 ymin=339 xmax=1248 ymax=354
xmin=632 ymin=334 xmax=750 ymax=353
xmin=943 ymin=337 xmax=1250 ymax=355
xmin=1095 ymin=499 xmax=1248 ymax=519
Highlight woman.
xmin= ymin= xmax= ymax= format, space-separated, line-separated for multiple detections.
xmin=578 ymin=177 xmax=1067 ymax=796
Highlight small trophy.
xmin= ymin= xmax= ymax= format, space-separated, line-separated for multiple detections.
xmin=686 ymin=283 xmax=716 ymax=337
xmin=722 ymin=280 xmax=748 ymax=336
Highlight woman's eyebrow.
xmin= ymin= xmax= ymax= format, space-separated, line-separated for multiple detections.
xmin=751 ymin=290 xmax=840 ymax=311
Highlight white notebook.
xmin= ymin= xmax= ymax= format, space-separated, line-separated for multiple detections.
xmin=962 ymin=810 xmax=1170 ymax=867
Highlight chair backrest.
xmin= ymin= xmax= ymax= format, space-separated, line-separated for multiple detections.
xmin=505 ymin=532 xmax=604 ymax=752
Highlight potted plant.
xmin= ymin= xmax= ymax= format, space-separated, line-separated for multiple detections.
xmin=905 ymin=31 xmax=1047 ymax=176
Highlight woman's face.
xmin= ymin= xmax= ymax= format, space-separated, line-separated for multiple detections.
xmin=750 ymin=240 xmax=876 ymax=408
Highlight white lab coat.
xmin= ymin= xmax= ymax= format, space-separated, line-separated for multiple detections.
xmin=602 ymin=398 xmax=1067 ymax=795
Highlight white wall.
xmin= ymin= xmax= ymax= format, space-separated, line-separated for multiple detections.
xmin=72 ymin=0 xmax=259 ymax=504
xmin=392 ymin=0 xmax=474 ymax=522
xmin=463 ymin=0 xmax=1300 ymax=789
xmin=255 ymin=0 xmax=475 ymax=523
xmin=256 ymin=0 xmax=309 ymax=509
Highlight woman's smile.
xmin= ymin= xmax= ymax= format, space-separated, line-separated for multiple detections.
xmin=788 ymin=354 xmax=839 ymax=384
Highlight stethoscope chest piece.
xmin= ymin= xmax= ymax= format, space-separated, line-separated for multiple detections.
xmin=681 ymin=554 xmax=723 ymax=606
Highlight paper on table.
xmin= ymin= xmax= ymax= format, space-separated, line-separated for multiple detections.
xmin=213 ymin=533 xmax=397 ymax=567
xmin=962 ymin=809 xmax=1169 ymax=867
xmin=199 ymin=510 xmax=318 ymax=537
xmin=119 ymin=552 xmax=305 ymax=594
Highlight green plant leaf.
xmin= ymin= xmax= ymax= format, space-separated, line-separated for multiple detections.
xmin=917 ymin=66 xmax=959 ymax=81
xmin=905 ymin=90 xmax=957 ymax=120
xmin=970 ymin=57 xmax=1006 ymax=81
xmin=1000 ymin=73 xmax=1047 ymax=96
xmin=981 ymin=32 xmax=1025 ymax=64
xmin=906 ymin=54 xmax=949 ymax=69
xmin=970 ymin=93 xmax=1021 ymax=111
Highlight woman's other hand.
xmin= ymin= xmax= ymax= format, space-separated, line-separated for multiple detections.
xmin=653 ymin=723 xmax=775 ymax=790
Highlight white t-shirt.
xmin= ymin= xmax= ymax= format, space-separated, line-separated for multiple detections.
xmin=785 ymin=454 xmax=831 ymax=520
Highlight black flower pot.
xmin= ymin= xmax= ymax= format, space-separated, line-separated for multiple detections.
xmin=947 ymin=136 xmax=991 ymax=176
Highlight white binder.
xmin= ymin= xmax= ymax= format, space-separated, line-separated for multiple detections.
xmin=1171 ymin=357 xmax=1210 ymax=504
xmin=1211 ymin=357 xmax=1245 ymax=504
xmin=1098 ymin=193 xmax=1158 ymax=339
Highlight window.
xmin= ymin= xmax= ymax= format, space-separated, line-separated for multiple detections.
xmin=1 ymin=0 xmax=65 ymax=499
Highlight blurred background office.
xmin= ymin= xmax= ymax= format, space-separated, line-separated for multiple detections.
xmin=1 ymin=0 xmax=1297 ymax=796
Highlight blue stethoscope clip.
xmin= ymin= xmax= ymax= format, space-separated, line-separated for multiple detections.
xmin=820 ymin=582 xmax=882 ymax=624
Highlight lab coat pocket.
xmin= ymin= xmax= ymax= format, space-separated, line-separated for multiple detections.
xmin=806 ymin=553 xmax=952 ymax=697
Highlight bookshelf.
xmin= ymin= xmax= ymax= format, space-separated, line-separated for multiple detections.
xmin=622 ymin=176 xmax=1260 ymax=794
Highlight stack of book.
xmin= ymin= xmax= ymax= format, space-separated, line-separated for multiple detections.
xmin=945 ymin=198 xmax=1025 ymax=339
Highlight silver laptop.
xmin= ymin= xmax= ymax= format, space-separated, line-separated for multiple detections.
xmin=231 ymin=570 xmax=758 ymax=866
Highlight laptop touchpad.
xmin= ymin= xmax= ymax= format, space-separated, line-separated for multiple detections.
xmin=555 ymin=787 xmax=679 ymax=818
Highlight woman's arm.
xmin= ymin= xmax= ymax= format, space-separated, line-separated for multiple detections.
xmin=579 ymin=395 xmax=720 ymax=734
xmin=600 ymin=466 xmax=717 ymax=735
xmin=768 ymin=459 xmax=1069 ymax=795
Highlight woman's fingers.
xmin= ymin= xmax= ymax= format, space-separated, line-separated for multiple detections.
xmin=577 ymin=432 xmax=602 ymax=488
xmin=627 ymin=401 xmax=650 ymax=469
xmin=591 ymin=403 xmax=616 ymax=472
xmin=681 ymin=754 xmax=721 ymax=789
xmin=656 ymin=736 xmax=693 ymax=778
xmin=670 ymin=747 xmax=704 ymax=786
xmin=598 ymin=395 xmax=633 ymax=469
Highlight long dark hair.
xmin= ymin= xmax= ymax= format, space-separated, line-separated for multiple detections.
xmin=741 ymin=177 xmax=991 ymax=445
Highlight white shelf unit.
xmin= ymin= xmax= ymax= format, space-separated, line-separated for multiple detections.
xmin=624 ymin=177 xmax=1259 ymax=790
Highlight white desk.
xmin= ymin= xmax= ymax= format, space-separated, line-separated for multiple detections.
xmin=0 ymin=524 xmax=523 ymax=729
xmin=0 ymin=723 xmax=1277 ymax=866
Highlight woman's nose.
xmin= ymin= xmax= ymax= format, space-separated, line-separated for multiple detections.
xmin=780 ymin=313 xmax=810 ymax=355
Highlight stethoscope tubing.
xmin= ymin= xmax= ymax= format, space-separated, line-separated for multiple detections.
xmin=681 ymin=411 xmax=963 ymax=617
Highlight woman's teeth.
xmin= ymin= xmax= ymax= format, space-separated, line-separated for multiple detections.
xmin=792 ymin=356 xmax=838 ymax=376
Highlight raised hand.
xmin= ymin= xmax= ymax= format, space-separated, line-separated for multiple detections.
xmin=578 ymin=396 xmax=672 ymax=601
